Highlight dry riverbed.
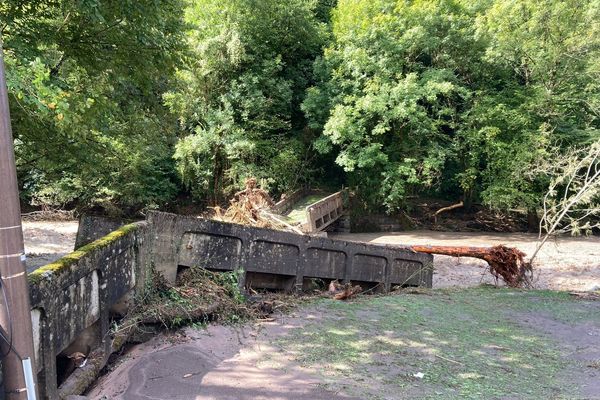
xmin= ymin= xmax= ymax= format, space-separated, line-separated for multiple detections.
xmin=332 ymin=231 xmax=600 ymax=292
xmin=22 ymin=220 xmax=78 ymax=272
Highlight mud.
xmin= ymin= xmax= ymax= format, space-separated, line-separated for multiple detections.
xmin=331 ymin=231 xmax=600 ymax=291
xmin=87 ymin=320 xmax=359 ymax=400
xmin=515 ymin=311 xmax=600 ymax=398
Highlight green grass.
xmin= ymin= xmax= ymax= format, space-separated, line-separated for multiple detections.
xmin=276 ymin=287 xmax=598 ymax=399
xmin=285 ymin=194 xmax=332 ymax=223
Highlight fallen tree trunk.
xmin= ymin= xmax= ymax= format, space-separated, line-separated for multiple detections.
xmin=138 ymin=302 xmax=223 ymax=326
xmin=410 ymin=245 xmax=532 ymax=288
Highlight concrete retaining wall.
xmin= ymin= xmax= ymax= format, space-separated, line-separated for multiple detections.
xmin=351 ymin=213 xmax=415 ymax=232
xmin=28 ymin=222 xmax=147 ymax=399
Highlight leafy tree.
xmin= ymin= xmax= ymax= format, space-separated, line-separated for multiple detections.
xmin=165 ymin=0 xmax=328 ymax=205
xmin=303 ymin=0 xmax=482 ymax=210
xmin=5 ymin=0 xmax=597 ymax=218
xmin=2 ymin=0 xmax=185 ymax=213
xmin=304 ymin=0 xmax=600 ymax=212
xmin=470 ymin=0 xmax=600 ymax=209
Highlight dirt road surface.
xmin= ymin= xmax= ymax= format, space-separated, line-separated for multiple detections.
xmin=88 ymin=322 xmax=359 ymax=400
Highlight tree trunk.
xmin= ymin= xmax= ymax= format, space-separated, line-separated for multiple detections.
xmin=410 ymin=244 xmax=532 ymax=288
xmin=527 ymin=208 xmax=539 ymax=233
xmin=462 ymin=189 xmax=474 ymax=212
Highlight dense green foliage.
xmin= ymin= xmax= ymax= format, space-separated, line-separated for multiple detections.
xmin=3 ymin=0 xmax=599 ymax=215
xmin=2 ymin=1 xmax=185 ymax=213
xmin=165 ymin=0 xmax=329 ymax=204
xmin=304 ymin=0 xmax=600 ymax=211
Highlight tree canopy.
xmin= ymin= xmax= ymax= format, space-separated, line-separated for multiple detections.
xmin=2 ymin=0 xmax=598 ymax=216
xmin=304 ymin=0 xmax=600 ymax=211
xmin=2 ymin=0 xmax=185 ymax=212
xmin=165 ymin=0 xmax=329 ymax=204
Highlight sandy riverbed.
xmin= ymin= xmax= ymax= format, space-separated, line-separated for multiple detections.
xmin=22 ymin=220 xmax=79 ymax=272
xmin=332 ymin=231 xmax=600 ymax=292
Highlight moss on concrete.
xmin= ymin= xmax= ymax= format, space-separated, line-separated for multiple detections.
xmin=285 ymin=193 xmax=332 ymax=223
xmin=28 ymin=223 xmax=139 ymax=285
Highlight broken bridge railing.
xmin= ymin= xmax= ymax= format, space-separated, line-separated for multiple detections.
xmin=303 ymin=190 xmax=346 ymax=233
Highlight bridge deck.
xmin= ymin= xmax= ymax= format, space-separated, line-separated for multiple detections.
xmin=277 ymin=190 xmax=345 ymax=233
xmin=284 ymin=193 xmax=332 ymax=224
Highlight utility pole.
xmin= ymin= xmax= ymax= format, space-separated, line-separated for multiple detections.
xmin=0 ymin=46 xmax=38 ymax=399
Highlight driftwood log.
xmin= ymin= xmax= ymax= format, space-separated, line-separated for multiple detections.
xmin=139 ymin=303 xmax=222 ymax=325
xmin=433 ymin=201 xmax=464 ymax=223
xmin=410 ymin=245 xmax=532 ymax=288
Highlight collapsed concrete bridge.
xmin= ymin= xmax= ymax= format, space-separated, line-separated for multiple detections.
xmin=271 ymin=189 xmax=347 ymax=233
xmin=5 ymin=211 xmax=432 ymax=399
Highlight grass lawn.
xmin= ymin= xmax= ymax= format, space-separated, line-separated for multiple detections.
xmin=276 ymin=287 xmax=600 ymax=400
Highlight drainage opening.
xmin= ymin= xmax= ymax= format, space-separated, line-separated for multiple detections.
xmin=56 ymin=321 xmax=100 ymax=387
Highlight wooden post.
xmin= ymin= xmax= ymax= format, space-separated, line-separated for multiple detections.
xmin=0 ymin=46 xmax=39 ymax=399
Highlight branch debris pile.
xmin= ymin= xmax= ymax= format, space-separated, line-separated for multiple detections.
xmin=213 ymin=177 xmax=300 ymax=233
xmin=112 ymin=267 xmax=293 ymax=339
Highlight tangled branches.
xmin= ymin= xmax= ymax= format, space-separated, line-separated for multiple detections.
xmin=213 ymin=177 xmax=301 ymax=233
xmin=410 ymin=245 xmax=532 ymax=288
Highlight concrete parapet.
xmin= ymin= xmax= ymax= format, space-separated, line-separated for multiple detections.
xmin=146 ymin=211 xmax=433 ymax=291
xmin=304 ymin=190 xmax=345 ymax=232
xmin=28 ymin=222 xmax=147 ymax=399
xmin=271 ymin=188 xmax=308 ymax=215
xmin=74 ymin=214 xmax=127 ymax=249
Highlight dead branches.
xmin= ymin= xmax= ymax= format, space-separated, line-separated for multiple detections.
xmin=21 ymin=209 xmax=75 ymax=221
xmin=233 ymin=177 xmax=275 ymax=208
xmin=213 ymin=177 xmax=300 ymax=233
xmin=410 ymin=245 xmax=532 ymax=288
xmin=433 ymin=201 xmax=463 ymax=224
xmin=328 ymin=280 xmax=362 ymax=300
xmin=529 ymin=140 xmax=600 ymax=264
xmin=137 ymin=302 xmax=222 ymax=325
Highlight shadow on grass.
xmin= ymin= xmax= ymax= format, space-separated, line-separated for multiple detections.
xmin=276 ymin=287 xmax=599 ymax=400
